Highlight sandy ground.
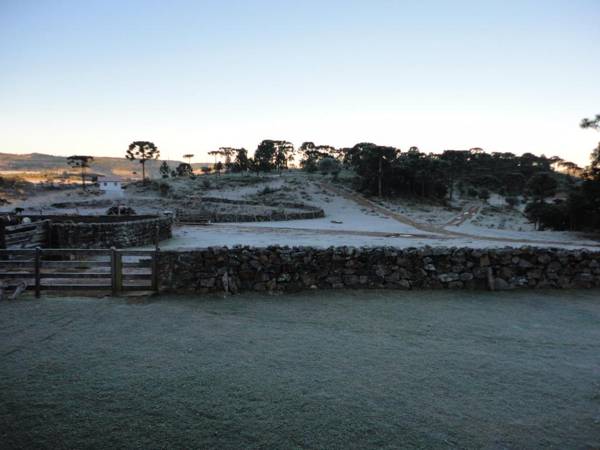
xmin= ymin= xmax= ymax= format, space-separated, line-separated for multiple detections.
xmin=1 ymin=290 xmax=599 ymax=449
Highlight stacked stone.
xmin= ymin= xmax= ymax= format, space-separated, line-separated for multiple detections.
xmin=49 ymin=216 xmax=172 ymax=249
xmin=157 ymin=246 xmax=600 ymax=294
xmin=177 ymin=198 xmax=325 ymax=223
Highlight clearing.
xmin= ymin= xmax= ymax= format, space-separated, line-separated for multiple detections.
xmin=4 ymin=172 xmax=600 ymax=250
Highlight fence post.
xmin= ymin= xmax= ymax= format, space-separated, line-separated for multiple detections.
xmin=34 ymin=247 xmax=41 ymax=298
xmin=111 ymin=247 xmax=122 ymax=295
xmin=0 ymin=219 xmax=6 ymax=249
xmin=154 ymin=223 xmax=160 ymax=251
xmin=151 ymin=250 xmax=159 ymax=293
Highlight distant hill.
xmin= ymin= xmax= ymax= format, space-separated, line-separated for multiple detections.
xmin=0 ymin=152 xmax=211 ymax=180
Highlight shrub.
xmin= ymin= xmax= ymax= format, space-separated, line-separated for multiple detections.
xmin=106 ymin=206 xmax=136 ymax=215
xmin=478 ymin=189 xmax=490 ymax=202
xmin=524 ymin=202 xmax=568 ymax=230
xmin=159 ymin=182 xmax=171 ymax=197
xmin=505 ymin=196 xmax=519 ymax=208
xmin=318 ymin=157 xmax=341 ymax=177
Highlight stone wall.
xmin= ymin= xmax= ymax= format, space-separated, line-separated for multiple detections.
xmin=157 ymin=246 xmax=600 ymax=294
xmin=177 ymin=198 xmax=325 ymax=223
xmin=48 ymin=215 xmax=172 ymax=249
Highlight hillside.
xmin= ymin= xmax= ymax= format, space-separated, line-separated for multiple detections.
xmin=0 ymin=152 xmax=210 ymax=180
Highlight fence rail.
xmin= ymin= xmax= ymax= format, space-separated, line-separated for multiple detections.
xmin=3 ymin=220 xmax=50 ymax=249
xmin=0 ymin=248 xmax=158 ymax=297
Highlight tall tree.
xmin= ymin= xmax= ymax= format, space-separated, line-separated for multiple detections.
xmin=526 ymin=172 xmax=557 ymax=204
xmin=67 ymin=155 xmax=94 ymax=189
xmin=299 ymin=142 xmax=336 ymax=172
xmin=208 ymin=150 xmax=224 ymax=176
xmin=440 ymin=150 xmax=470 ymax=201
xmin=159 ymin=161 xmax=171 ymax=178
xmin=274 ymin=140 xmax=294 ymax=173
xmin=253 ymin=140 xmax=277 ymax=173
xmin=581 ymin=114 xmax=600 ymax=179
xmin=183 ymin=154 xmax=194 ymax=165
xmin=126 ymin=141 xmax=159 ymax=183
xmin=219 ymin=147 xmax=236 ymax=171
xmin=233 ymin=148 xmax=249 ymax=172
xmin=346 ymin=143 xmax=398 ymax=197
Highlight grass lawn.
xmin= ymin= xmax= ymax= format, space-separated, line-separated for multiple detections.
xmin=1 ymin=289 xmax=599 ymax=449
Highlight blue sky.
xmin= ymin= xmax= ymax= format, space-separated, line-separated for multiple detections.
xmin=1 ymin=0 xmax=599 ymax=165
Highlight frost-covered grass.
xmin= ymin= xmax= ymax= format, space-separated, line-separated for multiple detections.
xmin=1 ymin=290 xmax=599 ymax=449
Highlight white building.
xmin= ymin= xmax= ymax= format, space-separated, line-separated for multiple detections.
xmin=100 ymin=180 xmax=124 ymax=198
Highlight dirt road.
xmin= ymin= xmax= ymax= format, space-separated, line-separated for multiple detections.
xmin=318 ymin=182 xmax=600 ymax=248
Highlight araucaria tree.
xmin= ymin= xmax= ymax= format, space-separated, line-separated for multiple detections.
xmin=67 ymin=155 xmax=94 ymax=189
xmin=253 ymin=140 xmax=294 ymax=174
xmin=208 ymin=150 xmax=224 ymax=176
xmin=183 ymin=154 xmax=194 ymax=165
xmin=126 ymin=141 xmax=159 ymax=183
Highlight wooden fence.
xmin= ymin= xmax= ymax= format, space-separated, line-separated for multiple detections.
xmin=0 ymin=248 xmax=158 ymax=297
xmin=2 ymin=220 xmax=50 ymax=249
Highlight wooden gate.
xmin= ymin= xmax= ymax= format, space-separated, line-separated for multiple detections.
xmin=2 ymin=220 xmax=50 ymax=249
xmin=0 ymin=248 xmax=158 ymax=297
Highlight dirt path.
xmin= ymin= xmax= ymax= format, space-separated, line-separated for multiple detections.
xmin=318 ymin=182 xmax=450 ymax=235
xmin=446 ymin=204 xmax=480 ymax=226
xmin=213 ymin=223 xmax=444 ymax=240
xmin=317 ymin=182 xmax=600 ymax=248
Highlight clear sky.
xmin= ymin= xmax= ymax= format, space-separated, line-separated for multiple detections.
xmin=1 ymin=0 xmax=599 ymax=166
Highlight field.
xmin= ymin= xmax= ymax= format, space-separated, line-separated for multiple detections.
xmin=1 ymin=290 xmax=599 ymax=449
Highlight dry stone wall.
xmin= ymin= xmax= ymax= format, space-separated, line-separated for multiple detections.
xmin=48 ymin=216 xmax=172 ymax=249
xmin=177 ymin=197 xmax=325 ymax=223
xmin=157 ymin=246 xmax=600 ymax=294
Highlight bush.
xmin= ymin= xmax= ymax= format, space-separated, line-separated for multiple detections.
xmin=258 ymin=186 xmax=278 ymax=196
xmin=524 ymin=202 xmax=568 ymax=230
xmin=505 ymin=196 xmax=519 ymax=208
xmin=106 ymin=206 xmax=136 ymax=215
xmin=159 ymin=182 xmax=171 ymax=197
xmin=318 ymin=157 xmax=341 ymax=177
xmin=478 ymin=189 xmax=490 ymax=202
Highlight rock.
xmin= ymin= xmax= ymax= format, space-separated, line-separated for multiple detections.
xmin=277 ymin=273 xmax=291 ymax=282
xmin=439 ymin=273 xmax=459 ymax=283
xmin=459 ymin=272 xmax=474 ymax=281
xmin=494 ymin=278 xmax=511 ymax=290
xmin=479 ymin=255 xmax=490 ymax=267
xmin=199 ymin=278 xmax=215 ymax=288
xmin=547 ymin=261 xmax=562 ymax=272
xmin=398 ymin=279 xmax=411 ymax=289
xmin=518 ymin=259 xmax=534 ymax=269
